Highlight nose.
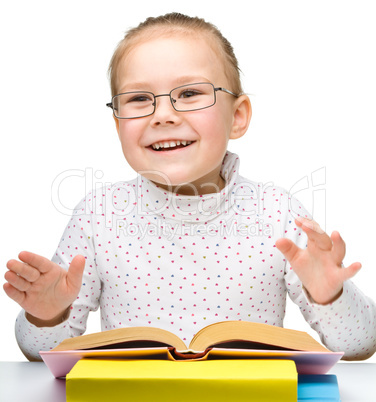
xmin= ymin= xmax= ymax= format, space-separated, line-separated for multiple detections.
xmin=150 ymin=94 xmax=180 ymax=126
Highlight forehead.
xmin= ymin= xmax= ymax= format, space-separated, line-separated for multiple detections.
xmin=117 ymin=34 xmax=229 ymax=92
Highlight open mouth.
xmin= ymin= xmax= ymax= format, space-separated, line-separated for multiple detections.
xmin=150 ymin=140 xmax=195 ymax=151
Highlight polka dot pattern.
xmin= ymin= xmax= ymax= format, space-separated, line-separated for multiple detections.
xmin=15 ymin=152 xmax=376 ymax=360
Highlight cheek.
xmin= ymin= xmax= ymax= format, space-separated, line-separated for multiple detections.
xmin=193 ymin=107 xmax=232 ymax=145
xmin=116 ymin=121 xmax=146 ymax=168
xmin=117 ymin=120 xmax=141 ymax=149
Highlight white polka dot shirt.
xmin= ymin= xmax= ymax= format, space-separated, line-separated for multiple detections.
xmin=16 ymin=152 xmax=376 ymax=361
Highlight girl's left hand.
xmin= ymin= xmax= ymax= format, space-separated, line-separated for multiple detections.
xmin=275 ymin=217 xmax=362 ymax=305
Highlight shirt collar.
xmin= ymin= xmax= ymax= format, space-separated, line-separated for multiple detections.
xmin=137 ymin=151 xmax=240 ymax=223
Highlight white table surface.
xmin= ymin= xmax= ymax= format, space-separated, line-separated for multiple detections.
xmin=0 ymin=361 xmax=375 ymax=401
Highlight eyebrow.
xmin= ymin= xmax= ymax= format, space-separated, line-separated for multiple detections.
xmin=118 ymin=82 xmax=151 ymax=92
xmin=174 ymin=76 xmax=211 ymax=85
xmin=119 ymin=76 xmax=211 ymax=93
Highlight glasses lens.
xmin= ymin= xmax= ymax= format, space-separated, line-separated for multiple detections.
xmin=171 ymin=83 xmax=215 ymax=112
xmin=112 ymin=91 xmax=154 ymax=118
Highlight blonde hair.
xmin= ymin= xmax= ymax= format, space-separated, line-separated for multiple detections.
xmin=108 ymin=12 xmax=243 ymax=97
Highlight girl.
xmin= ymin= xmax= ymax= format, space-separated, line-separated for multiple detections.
xmin=4 ymin=13 xmax=376 ymax=361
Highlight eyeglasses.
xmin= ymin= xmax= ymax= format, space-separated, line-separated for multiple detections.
xmin=106 ymin=82 xmax=238 ymax=119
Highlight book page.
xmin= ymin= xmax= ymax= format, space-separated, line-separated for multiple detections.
xmin=53 ymin=326 xmax=187 ymax=351
xmin=189 ymin=321 xmax=329 ymax=352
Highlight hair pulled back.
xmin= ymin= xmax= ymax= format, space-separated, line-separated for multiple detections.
xmin=108 ymin=12 xmax=242 ymax=97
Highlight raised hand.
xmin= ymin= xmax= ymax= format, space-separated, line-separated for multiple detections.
xmin=4 ymin=251 xmax=85 ymax=326
xmin=276 ymin=217 xmax=362 ymax=305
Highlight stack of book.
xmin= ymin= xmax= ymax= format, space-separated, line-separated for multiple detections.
xmin=40 ymin=321 xmax=342 ymax=401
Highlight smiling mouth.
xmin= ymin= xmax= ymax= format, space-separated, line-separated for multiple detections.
xmin=150 ymin=140 xmax=195 ymax=151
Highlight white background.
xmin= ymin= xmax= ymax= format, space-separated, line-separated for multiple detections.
xmin=1 ymin=0 xmax=375 ymax=362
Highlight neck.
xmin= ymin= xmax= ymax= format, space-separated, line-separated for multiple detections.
xmin=152 ymin=174 xmax=226 ymax=196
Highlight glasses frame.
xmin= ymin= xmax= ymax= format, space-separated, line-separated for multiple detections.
xmin=106 ymin=82 xmax=239 ymax=119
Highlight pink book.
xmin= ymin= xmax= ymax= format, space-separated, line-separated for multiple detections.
xmin=39 ymin=322 xmax=344 ymax=378
xmin=40 ymin=348 xmax=343 ymax=378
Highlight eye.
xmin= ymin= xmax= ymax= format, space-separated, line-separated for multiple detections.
xmin=178 ymin=89 xmax=202 ymax=99
xmin=128 ymin=94 xmax=153 ymax=103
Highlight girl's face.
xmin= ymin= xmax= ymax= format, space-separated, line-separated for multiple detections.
xmin=114 ymin=35 xmax=250 ymax=195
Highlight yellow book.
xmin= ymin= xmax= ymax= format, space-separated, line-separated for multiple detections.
xmin=66 ymin=359 xmax=297 ymax=402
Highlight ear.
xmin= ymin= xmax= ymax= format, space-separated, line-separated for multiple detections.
xmin=230 ymin=94 xmax=252 ymax=140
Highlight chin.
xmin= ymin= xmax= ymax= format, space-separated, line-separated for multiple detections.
xmin=140 ymin=166 xmax=192 ymax=184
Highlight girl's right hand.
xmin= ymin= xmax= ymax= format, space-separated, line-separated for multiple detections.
xmin=3 ymin=251 xmax=85 ymax=327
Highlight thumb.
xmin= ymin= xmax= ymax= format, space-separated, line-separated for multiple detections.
xmin=341 ymin=262 xmax=362 ymax=282
xmin=67 ymin=254 xmax=85 ymax=291
xmin=275 ymin=238 xmax=302 ymax=264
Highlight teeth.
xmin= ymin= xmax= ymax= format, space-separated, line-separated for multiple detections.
xmin=151 ymin=140 xmax=193 ymax=150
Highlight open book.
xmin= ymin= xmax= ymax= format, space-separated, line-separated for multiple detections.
xmin=40 ymin=321 xmax=343 ymax=378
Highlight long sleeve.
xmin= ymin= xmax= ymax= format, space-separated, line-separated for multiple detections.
xmin=15 ymin=196 xmax=102 ymax=361
xmin=281 ymin=192 xmax=376 ymax=360
xmin=303 ymin=280 xmax=376 ymax=360
xmin=14 ymin=152 xmax=376 ymax=361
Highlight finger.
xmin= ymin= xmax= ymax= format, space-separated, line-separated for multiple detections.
xmin=331 ymin=231 xmax=346 ymax=264
xmin=6 ymin=259 xmax=41 ymax=283
xmin=18 ymin=251 xmax=53 ymax=274
xmin=295 ymin=217 xmax=325 ymax=234
xmin=295 ymin=218 xmax=332 ymax=251
xmin=275 ymin=238 xmax=303 ymax=263
xmin=3 ymin=283 xmax=26 ymax=305
xmin=4 ymin=270 xmax=32 ymax=292
xmin=340 ymin=262 xmax=362 ymax=281
xmin=67 ymin=255 xmax=86 ymax=291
